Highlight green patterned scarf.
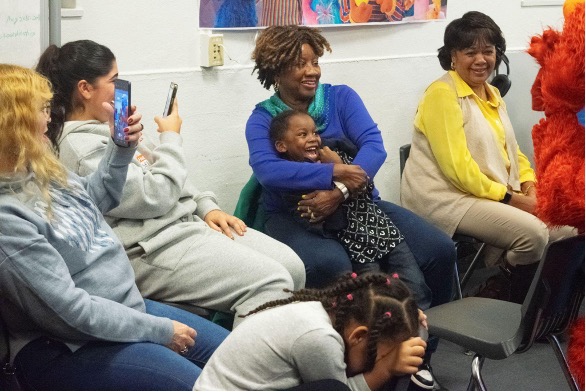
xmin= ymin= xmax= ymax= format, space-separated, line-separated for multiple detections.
xmin=258 ymin=83 xmax=330 ymax=132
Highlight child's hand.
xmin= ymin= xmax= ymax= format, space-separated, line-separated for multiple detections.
xmin=319 ymin=146 xmax=343 ymax=164
xmin=364 ymin=337 xmax=426 ymax=389
xmin=392 ymin=337 xmax=426 ymax=375
xmin=376 ymin=337 xmax=426 ymax=376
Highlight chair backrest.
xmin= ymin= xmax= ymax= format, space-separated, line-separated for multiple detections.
xmin=518 ymin=234 xmax=585 ymax=352
xmin=399 ymin=144 xmax=411 ymax=178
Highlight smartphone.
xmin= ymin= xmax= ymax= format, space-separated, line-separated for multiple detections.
xmin=163 ymin=82 xmax=178 ymax=117
xmin=113 ymin=79 xmax=131 ymax=147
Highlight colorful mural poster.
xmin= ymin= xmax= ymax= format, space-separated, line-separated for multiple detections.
xmin=200 ymin=0 xmax=448 ymax=29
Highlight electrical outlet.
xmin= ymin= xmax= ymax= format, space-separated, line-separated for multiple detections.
xmin=200 ymin=33 xmax=224 ymax=67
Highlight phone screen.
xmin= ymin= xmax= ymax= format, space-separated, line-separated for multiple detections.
xmin=163 ymin=82 xmax=178 ymax=117
xmin=113 ymin=79 xmax=131 ymax=147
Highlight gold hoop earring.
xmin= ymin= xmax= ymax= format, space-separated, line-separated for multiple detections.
xmin=274 ymin=81 xmax=280 ymax=93
xmin=450 ymin=61 xmax=455 ymax=70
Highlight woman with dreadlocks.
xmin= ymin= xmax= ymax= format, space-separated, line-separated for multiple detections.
xmin=194 ymin=272 xmax=426 ymax=390
xmin=235 ymin=24 xmax=453 ymax=388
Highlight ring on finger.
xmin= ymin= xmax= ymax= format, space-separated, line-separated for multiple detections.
xmin=180 ymin=346 xmax=188 ymax=355
xmin=311 ymin=212 xmax=316 ymax=219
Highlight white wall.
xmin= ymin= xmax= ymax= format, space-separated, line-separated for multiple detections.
xmin=58 ymin=0 xmax=565 ymax=213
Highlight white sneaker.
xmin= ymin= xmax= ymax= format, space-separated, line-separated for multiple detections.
xmin=410 ymin=363 xmax=435 ymax=390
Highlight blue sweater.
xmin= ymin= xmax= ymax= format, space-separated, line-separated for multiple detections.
xmin=0 ymin=141 xmax=172 ymax=362
xmin=245 ymin=84 xmax=387 ymax=213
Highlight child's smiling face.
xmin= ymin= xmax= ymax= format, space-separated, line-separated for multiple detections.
xmin=275 ymin=113 xmax=321 ymax=162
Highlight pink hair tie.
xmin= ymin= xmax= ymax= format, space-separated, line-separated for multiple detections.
xmin=392 ymin=273 xmax=399 ymax=279
xmin=350 ymin=272 xmax=358 ymax=279
xmin=383 ymin=311 xmax=392 ymax=318
xmin=385 ymin=278 xmax=391 ymax=285
xmin=346 ymin=294 xmax=353 ymax=301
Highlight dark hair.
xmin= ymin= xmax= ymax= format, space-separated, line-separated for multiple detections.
xmin=252 ymin=25 xmax=331 ymax=90
xmin=269 ymin=109 xmax=312 ymax=146
xmin=243 ymin=273 xmax=420 ymax=371
xmin=437 ymin=11 xmax=506 ymax=71
xmin=36 ymin=40 xmax=116 ymax=151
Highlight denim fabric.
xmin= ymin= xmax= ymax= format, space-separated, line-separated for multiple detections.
xmin=376 ymin=200 xmax=456 ymax=309
xmin=14 ymin=300 xmax=228 ymax=390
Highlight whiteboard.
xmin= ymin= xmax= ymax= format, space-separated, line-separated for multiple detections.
xmin=0 ymin=0 xmax=49 ymax=68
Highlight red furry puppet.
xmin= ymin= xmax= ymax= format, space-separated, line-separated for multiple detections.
xmin=527 ymin=0 xmax=585 ymax=388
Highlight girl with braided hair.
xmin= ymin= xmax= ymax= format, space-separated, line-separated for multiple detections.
xmin=194 ymin=272 xmax=427 ymax=391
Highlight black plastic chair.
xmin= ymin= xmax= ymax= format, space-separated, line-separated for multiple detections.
xmin=426 ymin=235 xmax=585 ymax=391
xmin=399 ymin=144 xmax=486 ymax=298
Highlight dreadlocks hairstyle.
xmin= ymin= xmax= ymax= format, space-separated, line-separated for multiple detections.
xmin=252 ymin=25 xmax=332 ymax=90
xmin=243 ymin=272 xmax=420 ymax=372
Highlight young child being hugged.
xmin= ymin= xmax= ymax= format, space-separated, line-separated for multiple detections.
xmin=194 ymin=272 xmax=427 ymax=391
xmin=269 ymin=109 xmax=416 ymax=277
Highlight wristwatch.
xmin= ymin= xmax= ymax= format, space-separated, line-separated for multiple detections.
xmin=500 ymin=190 xmax=513 ymax=204
xmin=333 ymin=181 xmax=349 ymax=200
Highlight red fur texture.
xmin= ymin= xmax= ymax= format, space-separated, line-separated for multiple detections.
xmin=528 ymin=3 xmax=585 ymax=389
xmin=568 ymin=318 xmax=585 ymax=390
xmin=528 ymin=3 xmax=585 ymax=231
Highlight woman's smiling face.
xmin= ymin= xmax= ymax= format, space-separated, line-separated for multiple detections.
xmin=452 ymin=41 xmax=496 ymax=94
xmin=276 ymin=44 xmax=321 ymax=110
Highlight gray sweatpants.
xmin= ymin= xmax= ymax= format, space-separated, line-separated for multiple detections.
xmin=127 ymin=222 xmax=305 ymax=328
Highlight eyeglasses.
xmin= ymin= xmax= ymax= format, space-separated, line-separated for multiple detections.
xmin=41 ymin=102 xmax=51 ymax=116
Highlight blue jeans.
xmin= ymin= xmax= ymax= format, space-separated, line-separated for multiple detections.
xmin=376 ymin=200 xmax=455 ymax=310
xmin=14 ymin=300 xmax=229 ymax=390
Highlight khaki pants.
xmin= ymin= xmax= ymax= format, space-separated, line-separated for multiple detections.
xmin=457 ymin=198 xmax=576 ymax=266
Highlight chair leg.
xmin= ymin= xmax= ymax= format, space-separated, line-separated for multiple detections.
xmin=460 ymin=243 xmax=486 ymax=292
xmin=546 ymin=334 xmax=580 ymax=391
xmin=468 ymin=355 xmax=487 ymax=391
xmin=454 ymin=254 xmax=463 ymax=300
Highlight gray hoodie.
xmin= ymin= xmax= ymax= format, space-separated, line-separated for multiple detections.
xmin=58 ymin=121 xmax=220 ymax=255
xmin=0 ymin=141 xmax=172 ymax=362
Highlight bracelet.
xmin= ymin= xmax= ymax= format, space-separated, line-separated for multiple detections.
xmin=523 ymin=184 xmax=535 ymax=195
xmin=333 ymin=181 xmax=349 ymax=200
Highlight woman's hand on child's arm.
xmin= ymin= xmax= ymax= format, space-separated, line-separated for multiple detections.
xmin=332 ymin=164 xmax=367 ymax=193
xmin=154 ymin=99 xmax=182 ymax=134
xmin=298 ymin=190 xmax=344 ymax=222
xmin=319 ymin=147 xmax=343 ymax=164
xmin=204 ymin=209 xmax=247 ymax=239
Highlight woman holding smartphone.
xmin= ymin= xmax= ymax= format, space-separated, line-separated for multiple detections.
xmin=36 ymin=40 xmax=306 ymax=329
xmin=0 ymin=64 xmax=228 ymax=390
